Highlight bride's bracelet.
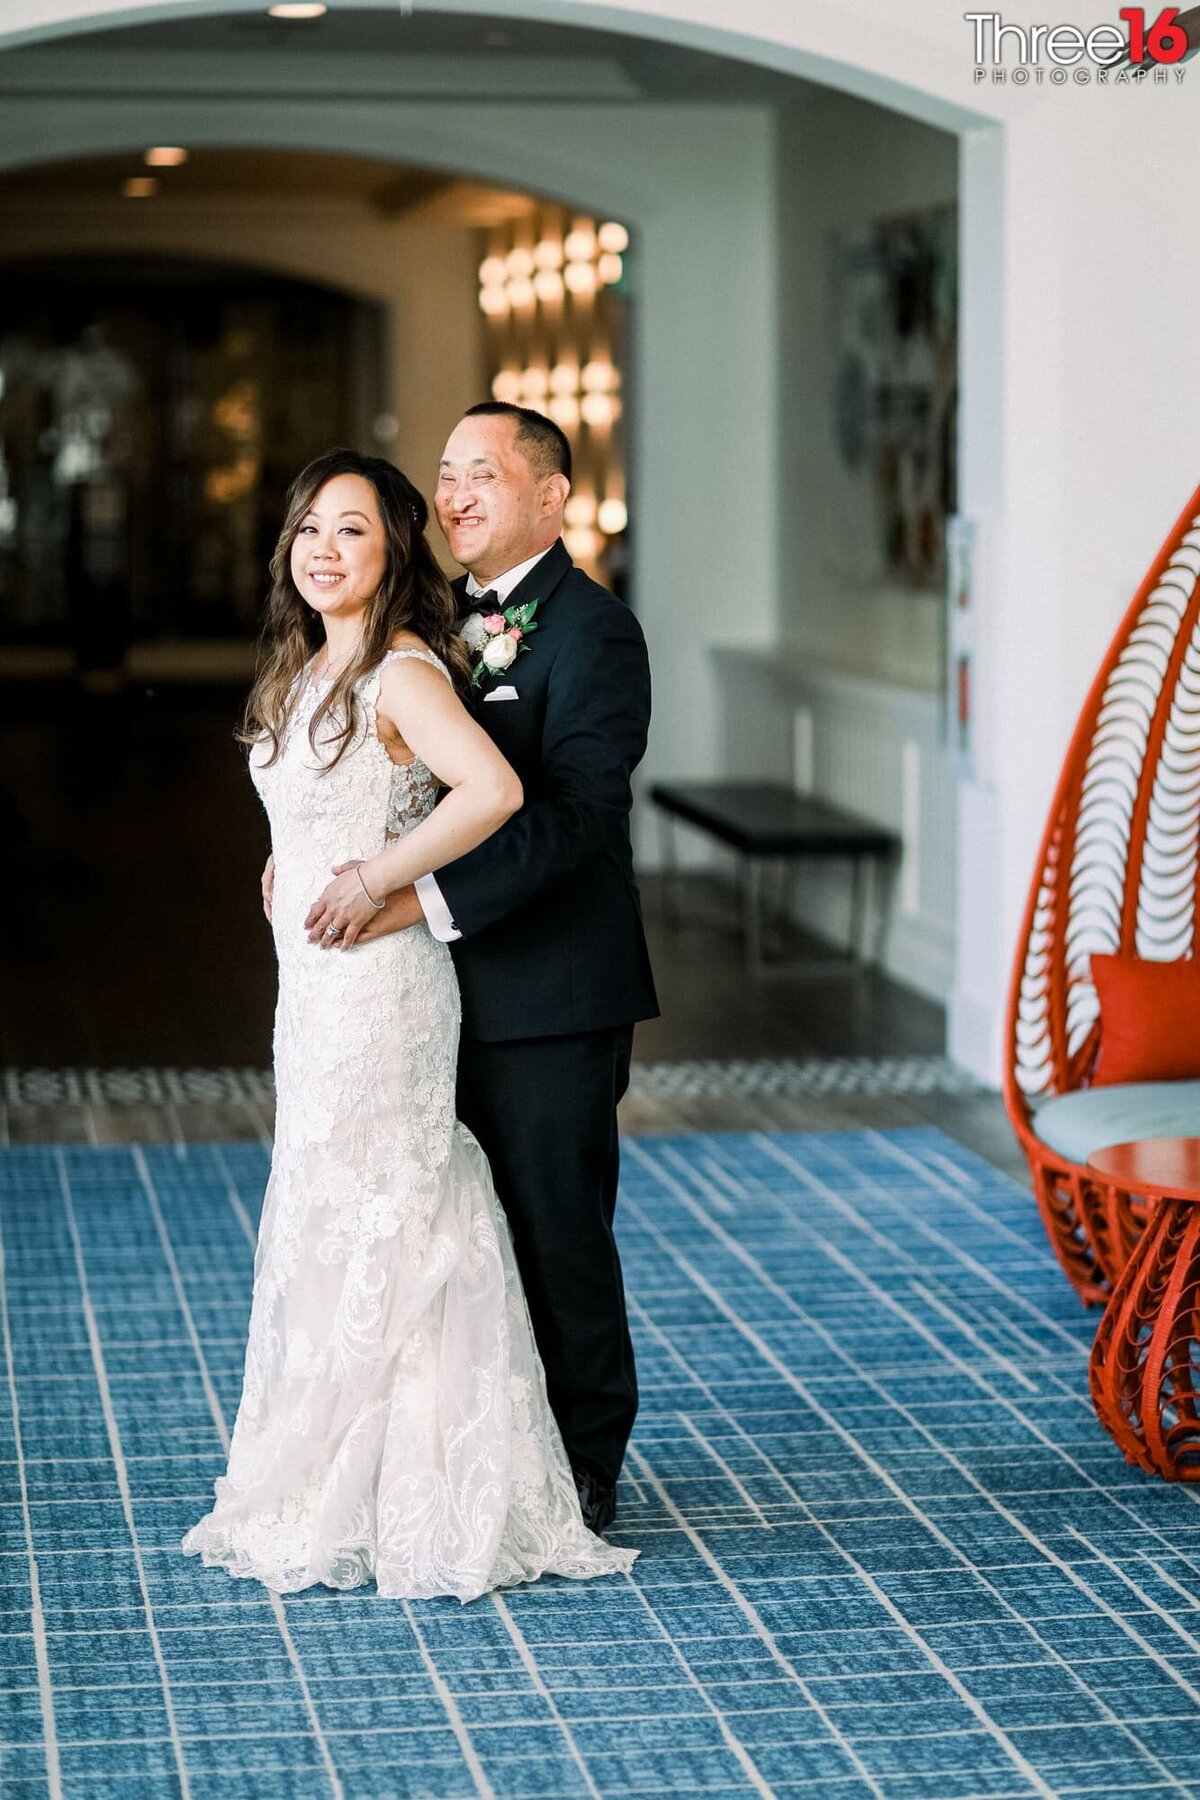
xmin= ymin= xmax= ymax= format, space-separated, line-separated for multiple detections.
xmin=356 ymin=866 xmax=386 ymax=910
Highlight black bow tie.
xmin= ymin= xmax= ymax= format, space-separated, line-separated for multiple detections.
xmin=466 ymin=587 xmax=499 ymax=615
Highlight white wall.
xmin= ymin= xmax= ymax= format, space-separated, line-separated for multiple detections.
xmin=957 ymin=87 xmax=1200 ymax=1076
xmin=703 ymin=87 xmax=960 ymax=1001
xmin=777 ymin=85 xmax=957 ymax=687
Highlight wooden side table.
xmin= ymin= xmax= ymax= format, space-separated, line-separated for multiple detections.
xmin=1088 ymin=1138 xmax=1200 ymax=1480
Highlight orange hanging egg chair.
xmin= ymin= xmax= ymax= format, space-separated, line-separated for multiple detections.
xmin=1004 ymin=484 xmax=1200 ymax=1303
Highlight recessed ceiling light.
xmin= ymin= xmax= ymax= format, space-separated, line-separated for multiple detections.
xmin=145 ymin=147 xmax=187 ymax=167
xmin=122 ymin=177 xmax=158 ymax=198
xmin=267 ymin=3 xmax=327 ymax=16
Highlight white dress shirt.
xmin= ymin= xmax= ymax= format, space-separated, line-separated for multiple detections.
xmin=414 ymin=545 xmax=555 ymax=943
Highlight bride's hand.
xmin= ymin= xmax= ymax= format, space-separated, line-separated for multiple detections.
xmin=261 ymin=854 xmax=275 ymax=923
xmin=304 ymin=862 xmax=383 ymax=949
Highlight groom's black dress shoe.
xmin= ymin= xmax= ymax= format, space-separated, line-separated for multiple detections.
xmin=573 ymin=1467 xmax=618 ymax=1536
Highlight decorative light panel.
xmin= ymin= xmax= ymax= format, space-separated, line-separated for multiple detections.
xmin=478 ymin=209 xmax=629 ymax=590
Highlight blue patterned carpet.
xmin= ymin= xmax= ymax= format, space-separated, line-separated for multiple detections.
xmin=4 ymin=1129 xmax=1200 ymax=1799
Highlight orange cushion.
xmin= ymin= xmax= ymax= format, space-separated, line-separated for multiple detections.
xmin=1091 ymin=954 xmax=1200 ymax=1086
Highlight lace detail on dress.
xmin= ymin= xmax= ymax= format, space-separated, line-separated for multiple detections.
xmin=181 ymin=645 xmax=635 ymax=1600
xmin=360 ymin=648 xmax=451 ymax=844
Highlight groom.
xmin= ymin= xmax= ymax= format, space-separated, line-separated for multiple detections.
xmin=367 ymin=403 xmax=657 ymax=1532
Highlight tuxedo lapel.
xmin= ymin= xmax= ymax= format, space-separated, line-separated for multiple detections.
xmin=503 ymin=539 xmax=573 ymax=613
xmin=455 ymin=540 xmax=572 ymax=616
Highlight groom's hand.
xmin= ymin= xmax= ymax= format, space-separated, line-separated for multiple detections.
xmin=353 ymin=880 xmax=425 ymax=943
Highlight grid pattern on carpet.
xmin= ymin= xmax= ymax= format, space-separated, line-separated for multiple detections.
xmin=0 ymin=1057 xmax=984 ymax=1110
xmin=3 ymin=1128 xmax=1200 ymax=1799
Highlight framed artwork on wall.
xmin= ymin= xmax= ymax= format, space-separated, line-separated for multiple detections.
xmin=830 ymin=203 xmax=958 ymax=591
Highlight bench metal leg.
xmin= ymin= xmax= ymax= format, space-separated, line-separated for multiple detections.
xmin=781 ymin=858 xmax=796 ymax=953
xmin=872 ymin=853 xmax=896 ymax=967
xmin=658 ymin=810 xmax=679 ymax=927
xmin=651 ymin=819 xmax=887 ymax=980
xmin=849 ymin=855 xmax=867 ymax=962
xmin=743 ymin=857 xmax=764 ymax=975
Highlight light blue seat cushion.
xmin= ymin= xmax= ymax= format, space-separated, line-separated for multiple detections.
xmin=1034 ymin=1080 xmax=1200 ymax=1165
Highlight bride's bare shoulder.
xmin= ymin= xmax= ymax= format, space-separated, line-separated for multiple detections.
xmin=376 ymin=638 xmax=452 ymax=708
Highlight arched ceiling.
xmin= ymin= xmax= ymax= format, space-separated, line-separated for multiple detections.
xmin=0 ymin=0 xmax=993 ymax=133
xmin=0 ymin=147 xmax=535 ymax=226
xmin=0 ymin=7 xmax=817 ymax=101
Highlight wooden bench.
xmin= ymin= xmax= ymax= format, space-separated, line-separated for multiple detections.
xmin=649 ymin=781 xmax=899 ymax=975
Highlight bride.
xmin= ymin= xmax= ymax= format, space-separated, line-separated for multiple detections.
xmin=182 ymin=449 xmax=636 ymax=1600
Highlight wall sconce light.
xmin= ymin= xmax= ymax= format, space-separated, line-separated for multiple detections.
xmin=145 ymin=147 xmax=187 ymax=167
xmin=563 ymin=262 xmax=597 ymax=297
xmin=564 ymin=526 xmax=602 ymax=559
xmin=122 ymin=177 xmax=158 ymax=198
xmin=581 ymin=360 xmax=617 ymax=393
xmin=580 ymin=393 xmax=620 ymax=428
xmin=564 ymin=226 xmax=598 ymax=262
xmin=481 ymin=219 xmax=630 ymax=544
xmin=533 ymin=270 xmax=564 ymax=304
xmin=479 ymin=218 xmax=629 ymax=319
xmin=565 ymin=494 xmax=598 ymax=526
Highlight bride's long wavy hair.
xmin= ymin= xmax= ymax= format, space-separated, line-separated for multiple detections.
xmin=240 ymin=448 xmax=470 ymax=769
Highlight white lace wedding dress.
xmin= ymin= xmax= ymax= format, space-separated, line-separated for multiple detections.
xmin=182 ymin=648 xmax=636 ymax=1600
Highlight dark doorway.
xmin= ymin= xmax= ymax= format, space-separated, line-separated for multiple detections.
xmin=0 ymin=255 xmax=383 ymax=664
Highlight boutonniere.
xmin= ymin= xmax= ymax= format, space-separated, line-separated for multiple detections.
xmin=460 ymin=599 xmax=540 ymax=687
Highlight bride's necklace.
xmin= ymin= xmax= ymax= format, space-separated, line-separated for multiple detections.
xmin=312 ymin=643 xmax=358 ymax=685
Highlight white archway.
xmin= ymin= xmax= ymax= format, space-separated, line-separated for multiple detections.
xmin=0 ymin=0 xmax=1000 ymax=133
xmin=0 ymin=0 xmax=1011 ymax=1072
xmin=17 ymin=0 xmax=1193 ymax=1087
xmin=0 ymin=86 xmax=788 ymax=939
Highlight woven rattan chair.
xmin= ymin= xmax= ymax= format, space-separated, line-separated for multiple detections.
xmin=1004 ymin=484 xmax=1200 ymax=1304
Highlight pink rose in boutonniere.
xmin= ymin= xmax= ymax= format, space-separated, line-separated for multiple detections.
xmin=460 ymin=597 xmax=540 ymax=687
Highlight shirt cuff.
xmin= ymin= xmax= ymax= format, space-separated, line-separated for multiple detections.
xmin=414 ymin=872 xmax=462 ymax=943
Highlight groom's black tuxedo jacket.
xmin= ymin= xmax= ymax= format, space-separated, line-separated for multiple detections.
xmin=437 ymin=539 xmax=659 ymax=1044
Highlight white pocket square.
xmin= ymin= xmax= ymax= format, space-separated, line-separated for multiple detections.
xmin=484 ymin=686 xmax=519 ymax=702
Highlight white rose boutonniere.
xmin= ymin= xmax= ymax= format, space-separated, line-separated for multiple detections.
xmin=460 ymin=598 xmax=540 ymax=687
xmin=482 ymin=633 xmax=518 ymax=673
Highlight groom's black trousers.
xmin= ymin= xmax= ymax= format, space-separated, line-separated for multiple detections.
xmin=455 ymin=1024 xmax=637 ymax=1489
